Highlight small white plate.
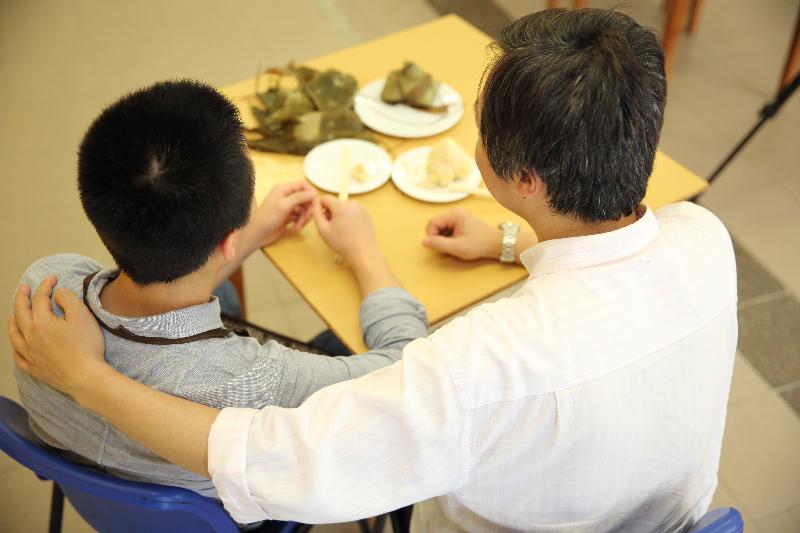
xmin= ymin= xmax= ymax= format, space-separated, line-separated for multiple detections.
xmin=391 ymin=146 xmax=482 ymax=203
xmin=303 ymin=139 xmax=392 ymax=195
xmin=354 ymin=78 xmax=465 ymax=138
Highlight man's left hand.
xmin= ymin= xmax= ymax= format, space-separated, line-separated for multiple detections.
xmin=256 ymin=181 xmax=317 ymax=247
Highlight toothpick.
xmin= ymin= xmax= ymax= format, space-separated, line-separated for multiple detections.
xmin=339 ymin=147 xmax=350 ymax=201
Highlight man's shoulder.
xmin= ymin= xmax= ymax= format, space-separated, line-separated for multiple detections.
xmin=655 ymin=202 xmax=731 ymax=243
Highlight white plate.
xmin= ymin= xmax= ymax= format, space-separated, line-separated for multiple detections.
xmin=354 ymin=78 xmax=465 ymax=138
xmin=303 ymin=139 xmax=392 ymax=195
xmin=391 ymin=146 xmax=482 ymax=203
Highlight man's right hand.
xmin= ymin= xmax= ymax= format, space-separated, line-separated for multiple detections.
xmin=423 ymin=208 xmax=503 ymax=261
xmin=8 ymin=276 xmax=108 ymax=401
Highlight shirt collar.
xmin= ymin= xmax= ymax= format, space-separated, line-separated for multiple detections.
xmin=520 ymin=205 xmax=659 ymax=278
xmin=84 ymin=268 xmax=225 ymax=339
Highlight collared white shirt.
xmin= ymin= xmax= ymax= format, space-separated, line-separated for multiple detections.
xmin=208 ymin=202 xmax=738 ymax=532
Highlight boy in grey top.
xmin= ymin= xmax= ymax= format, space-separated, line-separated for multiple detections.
xmin=13 ymin=80 xmax=427 ymax=498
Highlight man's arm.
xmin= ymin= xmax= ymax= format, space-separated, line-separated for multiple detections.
xmin=10 ymin=279 xmax=464 ymax=524
xmin=423 ymin=207 xmax=536 ymax=264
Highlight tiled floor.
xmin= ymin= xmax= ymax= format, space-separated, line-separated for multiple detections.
xmin=1 ymin=0 xmax=799 ymax=532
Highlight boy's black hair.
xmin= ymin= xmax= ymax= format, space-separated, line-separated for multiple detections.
xmin=480 ymin=8 xmax=666 ymax=222
xmin=78 ymin=80 xmax=254 ymax=284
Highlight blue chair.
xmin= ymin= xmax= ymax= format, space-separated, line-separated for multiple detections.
xmin=687 ymin=507 xmax=744 ymax=533
xmin=0 ymin=396 xmax=304 ymax=533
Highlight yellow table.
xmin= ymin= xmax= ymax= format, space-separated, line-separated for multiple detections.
xmin=222 ymin=15 xmax=707 ymax=352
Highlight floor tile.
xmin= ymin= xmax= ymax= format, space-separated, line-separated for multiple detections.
xmin=728 ymin=353 xmax=773 ymax=406
xmin=247 ymin=306 xmax=297 ymax=341
xmin=709 ymin=480 xmax=760 ymax=533
xmin=756 ymin=501 xmax=800 ymax=533
xmin=737 ymin=294 xmax=800 ymax=388
xmin=732 ymin=240 xmax=785 ymax=304
xmin=729 ymin=205 xmax=800 ymax=303
xmin=427 ymin=0 xmax=512 ymax=37
xmin=718 ymin=390 xmax=800 ymax=519
xmin=283 ymin=300 xmax=327 ymax=343
xmin=0 ymin=465 xmax=95 ymax=533
xmin=779 ymin=385 xmax=800 ymax=419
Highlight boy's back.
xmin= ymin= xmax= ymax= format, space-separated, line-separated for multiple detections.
xmin=15 ymin=253 xmax=427 ymax=496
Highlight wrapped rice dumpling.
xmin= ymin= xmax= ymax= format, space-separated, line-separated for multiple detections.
xmin=380 ymin=62 xmax=440 ymax=109
xmin=423 ymin=137 xmax=473 ymax=188
xmin=246 ymin=63 xmax=371 ymax=155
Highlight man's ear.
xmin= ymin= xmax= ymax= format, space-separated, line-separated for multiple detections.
xmin=220 ymin=231 xmax=239 ymax=262
xmin=514 ymin=171 xmax=544 ymax=199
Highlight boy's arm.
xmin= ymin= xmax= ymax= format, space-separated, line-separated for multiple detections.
xmin=270 ymin=284 xmax=427 ymax=407
xmin=199 ymin=242 xmax=427 ymax=410
xmin=216 ymin=181 xmax=317 ymax=284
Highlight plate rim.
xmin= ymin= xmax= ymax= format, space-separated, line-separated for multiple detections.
xmin=391 ymin=145 xmax=481 ymax=204
xmin=354 ymin=78 xmax=465 ymax=139
xmin=303 ymin=138 xmax=393 ymax=195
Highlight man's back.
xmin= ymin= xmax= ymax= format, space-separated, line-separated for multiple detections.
xmin=203 ymin=202 xmax=737 ymax=531
xmin=417 ymin=202 xmax=737 ymax=531
xmin=14 ymin=253 xmax=427 ymax=497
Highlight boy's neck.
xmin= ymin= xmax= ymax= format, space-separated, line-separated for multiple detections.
xmin=99 ymin=270 xmax=217 ymax=318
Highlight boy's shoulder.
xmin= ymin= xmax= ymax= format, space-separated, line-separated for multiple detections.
xmin=19 ymin=254 xmax=106 ymax=313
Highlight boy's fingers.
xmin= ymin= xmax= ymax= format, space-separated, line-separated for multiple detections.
xmin=292 ymin=205 xmax=314 ymax=231
xmin=284 ymin=189 xmax=317 ymax=208
xmin=318 ymin=195 xmax=339 ymax=212
xmin=31 ymin=275 xmax=58 ymax=322
xmin=310 ymin=198 xmax=330 ymax=232
xmin=14 ymin=285 xmax=33 ymax=336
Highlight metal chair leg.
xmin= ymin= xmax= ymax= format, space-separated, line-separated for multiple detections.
xmin=48 ymin=483 xmax=64 ymax=533
xmin=371 ymin=514 xmax=387 ymax=533
xmin=389 ymin=506 xmax=412 ymax=533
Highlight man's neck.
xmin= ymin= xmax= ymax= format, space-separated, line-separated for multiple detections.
xmin=526 ymin=206 xmax=642 ymax=243
xmin=99 ymin=271 xmax=216 ymax=318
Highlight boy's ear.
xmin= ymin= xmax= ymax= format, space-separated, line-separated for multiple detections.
xmin=220 ymin=231 xmax=238 ymax=262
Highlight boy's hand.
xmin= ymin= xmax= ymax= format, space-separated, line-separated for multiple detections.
xmin=256 ymin=181 xmax=317 ymax=247
xmin=423 ymin=207 xmax=502 ymax=261
xmin=8 ymin=276 xmax=108 ymax=400
xmin=311 ymin=196 xmax=380 ymax=265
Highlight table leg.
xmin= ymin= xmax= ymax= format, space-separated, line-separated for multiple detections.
xmin=686 ymin=0 xmax=704 ymax=33
xmin=779 ymin=4 xmax=800 ymax=91
xmin=662 ymin=0 xmax=691 ymax=78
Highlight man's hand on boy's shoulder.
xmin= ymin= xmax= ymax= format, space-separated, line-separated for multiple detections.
xmin=256 ymin=181 xmax=318 ymax=247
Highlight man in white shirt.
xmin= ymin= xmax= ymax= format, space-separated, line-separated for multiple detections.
xmin=9 ymin=7 xmax=737 ymax=532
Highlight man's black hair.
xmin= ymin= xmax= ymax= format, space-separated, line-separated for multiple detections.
xmin=78 ymin=80 xmax=254 ymax=284
xmin=480 ymin=8 xmax=666 ymax=222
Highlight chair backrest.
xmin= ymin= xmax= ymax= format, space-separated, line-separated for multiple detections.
xmin=0 ymin=395 xmax=242 ymax=533
xmin=687 ymin=507 xmax=744 ymax=533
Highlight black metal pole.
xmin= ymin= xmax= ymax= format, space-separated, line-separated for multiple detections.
xmin=48 ymin=483 xmax=64 ymax=533
xmin=695 ymin=70 xmax=800 ymax=199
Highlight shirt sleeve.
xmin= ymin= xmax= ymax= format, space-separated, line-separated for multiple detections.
xmin=273 ymin=286 xmax=429 ymax=407
xmin=208 ymin=337 xmax=466 ymax=524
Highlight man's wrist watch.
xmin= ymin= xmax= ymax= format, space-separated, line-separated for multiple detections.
xmin=498 ymin=222 xmax=520 ymax=263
